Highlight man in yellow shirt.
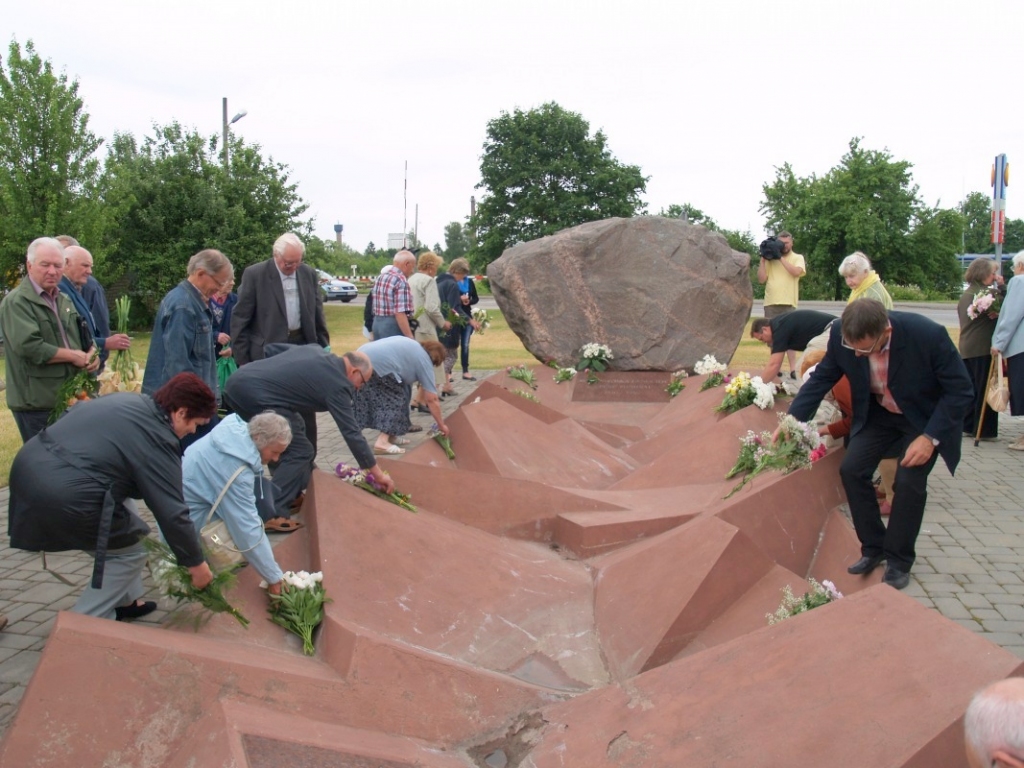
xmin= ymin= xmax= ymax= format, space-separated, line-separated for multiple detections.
xmin=757 ymin=231 xmax=806 ymax=377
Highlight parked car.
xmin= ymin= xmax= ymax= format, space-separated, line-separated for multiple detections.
xmin=320 ymin=276 xmax=358 ymax=302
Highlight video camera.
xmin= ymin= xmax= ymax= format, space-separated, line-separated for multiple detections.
xmin=759 ymin=236 xmax=785 ymax=261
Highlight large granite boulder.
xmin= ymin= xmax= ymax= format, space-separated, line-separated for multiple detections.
xmin=486 ymin=216 xmax=752 ymax=371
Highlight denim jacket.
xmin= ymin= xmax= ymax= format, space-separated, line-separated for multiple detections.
xmin=142 ymin=280 xmax=218 ymax=398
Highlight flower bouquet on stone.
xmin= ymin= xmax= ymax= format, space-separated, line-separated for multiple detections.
xmin=335 ymin=462 xmax=416 ymax=512
xmin=766 ymin=578 xmax=843 ymax=625
xmin=552 ymin=366 xmax=577 ymax=384
xmin=577 ymin=343 xmax=613 ymax=384
xmin=714 ymin=371 xmax=776 ymax=414
xmin=967 ymin=285 xmax=1003 ymax=320
xmin=723 ymin=413 xmax=821 ymax=499
xmin=266 ymin=570 xmax=330 ymax=655
xmin=666 ymin=370 xmax=688 ymax=397
xmin=143 ymin=537 xmax=249 ymax=628
xmin=429 ymin=422 xmax=455 ymax=459
xmin=506 ymin=364 xmax=537 ymax=389
xmin=694 ymin=354 xmax=728 ymax=390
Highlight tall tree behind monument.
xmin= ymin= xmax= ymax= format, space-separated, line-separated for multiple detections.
xmin=0 ymin=39 xmax=104 ymax=288
xmin=760 ymin=137 xmax=962 ymax=300
xmin=470 ymin=102 xmax=648 ymax=268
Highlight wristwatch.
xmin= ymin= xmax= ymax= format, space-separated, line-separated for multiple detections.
xmin=924 ymin=434 xmax=939 ymax=447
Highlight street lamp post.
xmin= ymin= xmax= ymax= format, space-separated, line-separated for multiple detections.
xmin=221 ymin=97 xmax=247 ymax=173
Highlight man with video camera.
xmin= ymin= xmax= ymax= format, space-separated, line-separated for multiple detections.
xmin=757 ymin=231 xmax=806 ymax=378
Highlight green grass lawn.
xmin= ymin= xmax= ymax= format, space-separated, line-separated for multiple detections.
xmin=0 ymin=306 xmax=960 ymax=486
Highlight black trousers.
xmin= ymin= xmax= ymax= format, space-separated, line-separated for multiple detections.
xmin=839 ymin=399 xmax=939 ymax=571
xmin=13 ymin=410 xmax=49 ymax=444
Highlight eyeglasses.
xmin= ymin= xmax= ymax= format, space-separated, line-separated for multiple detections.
xmin=352 ymin=369 xmax=366 ymax=389
xmin=841 ymin=334 xmax=884 ymax=355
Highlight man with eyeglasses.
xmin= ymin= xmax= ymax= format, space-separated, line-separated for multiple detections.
xmin=750 ymin=310 xmax=836 ymax=382
xmin=964 ymin=677 xmax=1024 ymax=768
xmin=222 ymin=345 xmax=394 ymax=531
xmin=232 ymin=232 xmax=330 ymax=367
xmin=788 ymin=299 xmax=972 ymax=589
xmin=143 ymin=249 xmax=234 ymax=448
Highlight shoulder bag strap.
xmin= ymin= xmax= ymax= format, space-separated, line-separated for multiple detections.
xmin=202 ymin=465 xmax=248 ymax=527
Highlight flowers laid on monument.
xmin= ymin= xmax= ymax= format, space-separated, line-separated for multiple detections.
xmin=472 ymin=307 xmax=490 ymax=334
xmin=714 ymin=371 xmax=776 ymax=414
xmin=966 ymin=285 xmax=1003 ymax=320
xmin=506 ymin=364 xmax=537 ymax=389
xmin=143 ymin=537 xmax=249 ymax=627
xmin=552 ymin=365 xmax=577 ymax=384
xmin=335 ymin=463 xmax=417 ymax=512
xmin=267 ymin=570 xmax=330 ymax=656
xmin=512 ymin=389 xmax=540 ymax=402
xmin=766 ymin=578 xmax=843 ymax=625
xmin=723 ymin=414 xmax=822 ymax=499
xmin=429 ymin=423 xmax=455 ymax=459
xmin=666 ymin=370 xmax=688 ymax=397
xmin=695 ymin=354 xmax=728 ymax=390
xmin=577 ymin=342 xmax=613 ymax=384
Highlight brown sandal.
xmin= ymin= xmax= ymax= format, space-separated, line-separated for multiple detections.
xmin=264 ymin=517 xmax=303 ymax=533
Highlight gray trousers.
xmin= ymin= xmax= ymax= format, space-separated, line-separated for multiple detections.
xmin=72 ymin=540 xmax=147 ymax=621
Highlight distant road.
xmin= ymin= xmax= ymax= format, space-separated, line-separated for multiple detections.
xmin=340 ymin=295 xmax=959 ymax=327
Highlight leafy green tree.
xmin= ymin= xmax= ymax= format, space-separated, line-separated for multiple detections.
xmin=99 ymin=122 xmax=311 ymax=321
xmin=760 ymin=138 xmax=961 ymax=299
xmin=657 ymin=203 xmax=717 ymax=228
xmin=0 ymin=39 xmax=104 ymax=287
xmin=443 ymin=221 xmax=470 ymax=259
xmin=470 ymin=102 xmax=648 ymax=266
xmin=959 ymin=191 xmax=994 ymax=254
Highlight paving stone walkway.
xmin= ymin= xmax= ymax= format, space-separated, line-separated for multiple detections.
xmin=0 ymin=376 xmax=1022 ymax=737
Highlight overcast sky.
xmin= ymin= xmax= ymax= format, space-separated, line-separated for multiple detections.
xmin=4 ymin=0 xmax=1021 ymax=254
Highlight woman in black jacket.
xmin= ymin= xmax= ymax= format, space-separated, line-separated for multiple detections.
xmin=8 ymin=373 xmax=217 ymax=622
xmin=436 ymin=262 xmax=480 ymax=395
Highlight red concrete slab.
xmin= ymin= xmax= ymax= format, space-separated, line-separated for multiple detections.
xmin=592 ymin=516 xmax=775 ymax=681
xmin=430 ymin=395 xmax=637 ymax=489
xmin=314 ymin=472 xmax=609 ymax=688
xmin=527 ymin=587 xmax=1024 ymax=767
xmin=809 ymin=506 xmax=881 ymax=597
xmin=370 ymin=463 xmax=625 ymax=543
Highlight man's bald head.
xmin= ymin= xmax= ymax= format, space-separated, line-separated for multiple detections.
xmin=965 ymin=677 xmax=1024 ymax=768
xmin=63 ymin=246 xmax=94 ymax=287
xmin=393 ymin=250 xmax=416 ymax=277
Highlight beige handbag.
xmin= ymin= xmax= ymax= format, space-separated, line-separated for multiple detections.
xmin=987 ymin=355 xmax=1011 ymax=413
xmin=200 ymin=465 xmax=257 ymax=571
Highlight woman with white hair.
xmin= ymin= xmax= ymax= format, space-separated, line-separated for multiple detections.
xmin=182 ymin=411 xmax=293 ymax=591
xmin=992 ymin=251 xmax=1024 ymax=450
xmin=838 ymin=251 xmax=893 ymax=308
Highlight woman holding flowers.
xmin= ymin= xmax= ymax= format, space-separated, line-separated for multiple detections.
xmin=183 ymin=412 xmax=293 ymax=594
xmin=992 ymin=252 xmax=1024 ymax=450
xmin=407 ymin=251 xmax=449 ymax=411
xmin=959 ymin=257 xmax=1003 ymax=441
xmin=436 ymin=261 xmax=480 ymax=396
xmin=7 ymin=373 xmax=216 ymax=622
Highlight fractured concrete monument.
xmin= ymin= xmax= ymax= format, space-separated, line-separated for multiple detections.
xmin=2 ymin=368 xmax=1019 ymax=767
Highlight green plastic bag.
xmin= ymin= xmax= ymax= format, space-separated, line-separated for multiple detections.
xmin=217 ymin=353 xmax=238 ymax=393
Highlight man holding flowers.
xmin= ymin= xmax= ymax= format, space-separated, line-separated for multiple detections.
xmin=788 ymin=299 xmax=972 ymax=590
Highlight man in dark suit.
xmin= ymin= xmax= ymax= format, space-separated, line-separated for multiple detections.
xmin=232 ymin=233 xmax=330 ymax=463
xmin=232 ymin=232 xmax=330 ymax=367
xmin=788 ymin=299 xmax=973 ymax=589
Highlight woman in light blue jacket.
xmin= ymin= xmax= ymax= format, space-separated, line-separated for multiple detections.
xmin=182 ymin=412 xmax=292 ymax=590
xmin=991 ymin=251 xmax=1024 ymax=450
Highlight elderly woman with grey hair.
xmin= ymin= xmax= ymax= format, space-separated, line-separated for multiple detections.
xmin=182 ymin=411 xmax=292 ymax=592
xmin=992 ymin=251 xmax=1024 ymax=450
xmin=839 ymin=251 xmax=893 ymax=309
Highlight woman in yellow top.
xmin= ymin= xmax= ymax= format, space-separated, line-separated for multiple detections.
xmin=838 ymin=251 xmax=893 ymax=309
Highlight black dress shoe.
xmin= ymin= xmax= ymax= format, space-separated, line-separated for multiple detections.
xmin=115 ymin=600 xmax=157 ymax=621
xmin=847 ymin=553 xmax=885 ymax=575
xmin=882 ymin=565 xmax=911 ymax=590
